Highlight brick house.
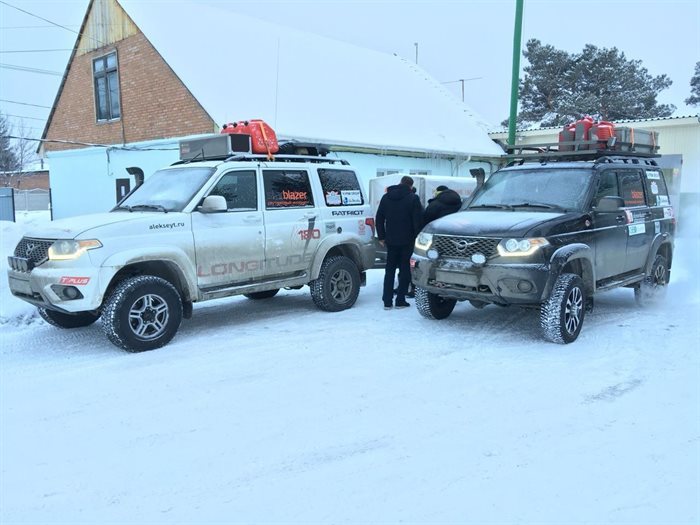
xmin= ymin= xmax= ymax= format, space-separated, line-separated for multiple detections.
xmin=41 ymin=0 xmax=504 ymax=218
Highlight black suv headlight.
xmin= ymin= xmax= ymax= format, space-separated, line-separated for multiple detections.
xmin=497 ymin=237 xmax=549 ymax=257
xmin=414 ymin=232 xmax=434 ymax=255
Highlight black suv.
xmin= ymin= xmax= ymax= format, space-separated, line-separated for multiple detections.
xmin=411 ymin=153 xmax=675 ymax=343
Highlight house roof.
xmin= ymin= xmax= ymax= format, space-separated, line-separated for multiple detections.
xmin=117 ymin=0 xmax=503 ymax=158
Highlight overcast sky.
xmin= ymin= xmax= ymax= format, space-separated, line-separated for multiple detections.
xmin=1 ymin=0 xmax=698 ymax=142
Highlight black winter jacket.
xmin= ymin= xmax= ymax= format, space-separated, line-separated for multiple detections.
xmin=424 ymin=189 xmax=462 ymax=225
xmin=376 ymin=184 xmax=424 ymax=246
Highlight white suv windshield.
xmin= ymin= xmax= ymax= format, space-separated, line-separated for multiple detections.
xmin=117 ymin=167 xmax=215 ymax=212
xmin=468 ymin=168 xmax=591 ymax=211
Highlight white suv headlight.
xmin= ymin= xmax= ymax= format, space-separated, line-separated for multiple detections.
xmin=497 ymin=237 xmax=549 ymax=256
xmin=49 ymin=239 xmax=102 ymax=260
xmin=415 ymin=232 xmax=433 ymax=252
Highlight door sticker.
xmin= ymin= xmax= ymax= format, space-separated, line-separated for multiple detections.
xmin=646 ymin=171 xmax=661 ymax=180
xmin=658 ymin=195 xmax=670 ymax=206
xmin=663 ymin=206 xmax=673 ymax=218
xmin=341 ymin=190 xmax=362 ymax=205
xmin=325 ymin=191 xmax=342 ymax=206
xmin=650 ymin=181 xmax=659 ymax=194
xmin=628 ymin=223 xmax=646 ymax=236
xmin=655 ymin=221 xmax=660 ymax=234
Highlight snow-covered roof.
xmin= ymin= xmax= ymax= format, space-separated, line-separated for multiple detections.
xmin=118 ymin=0 xmax=502 ymax=158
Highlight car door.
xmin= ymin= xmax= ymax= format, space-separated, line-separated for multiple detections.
xmin=261 ymin=168 xmax=321 ymax=278
xmin=617 ymin=169 xmax=651 ymax=273
xmin=191 ymin=169 xmax=264 ymax=289
xmin=590 ymin=169 xmax=628 ymax=280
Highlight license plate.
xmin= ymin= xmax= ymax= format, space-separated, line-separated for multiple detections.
xmin=8 ymin=276 xmax=32 ymax=296
xmin=436 ymin=270 xmax=478 ymax=287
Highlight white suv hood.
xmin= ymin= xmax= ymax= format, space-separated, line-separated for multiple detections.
xmin=22 ymin=212 xmax=182 ymax=239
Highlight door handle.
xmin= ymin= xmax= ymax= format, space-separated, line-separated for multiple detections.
xmin=243 ymin=215 xmax=261 ymax=223
xmin=615 ymin=215 xmax=626 ymax=223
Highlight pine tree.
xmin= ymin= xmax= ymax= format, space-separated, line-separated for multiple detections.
xmin=506 ymin=39 xmax=675 ymax=128
xmin=0 ymin=111 xmax=19 ymax=173
xmin=685 ymin=62 xmax=700 ymax=106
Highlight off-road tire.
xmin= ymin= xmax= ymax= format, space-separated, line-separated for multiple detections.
xmin=540 ymin=273 xmax=585 ymax=344
xmin=38 ymin=307 xmax=100 ymax=329
xmin=310 ymin=256 xmax=360 ymax=312
xmin=634 ymin=254 xmax=669 ymax=306
xmin=102 ymin=275 xmax=183 ymax=352
xmin=415 ymin=286 xmax=457 ymax=320
xmin=244 ymin=289 xmax=280 ymax=300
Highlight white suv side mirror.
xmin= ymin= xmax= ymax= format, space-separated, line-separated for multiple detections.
xmin=200 ymin=195 xmax=227 ymax=213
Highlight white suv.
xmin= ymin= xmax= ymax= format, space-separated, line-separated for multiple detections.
xmin=8 ymin=139 xmax=376 ymax=352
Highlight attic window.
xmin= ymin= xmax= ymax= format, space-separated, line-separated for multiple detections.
xmin=93 ymin=52 xmax=121 ymax=121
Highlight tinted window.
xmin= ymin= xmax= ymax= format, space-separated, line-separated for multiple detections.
xmin=317 ymin=169 xmax=364 ymax=206
xmin=209 ymin=170 xmax=257 ymax=210
xmin=618 ymin=171 xmax=645 ymax=207
xmin=644 ymin=169 xmax=670 ymax=206
xmin=263 ymin=170 xmax=314 ymax=209
xmin=595 ymin=170 xmax=620 ymax=204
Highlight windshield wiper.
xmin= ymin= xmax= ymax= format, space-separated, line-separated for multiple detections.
xmin=468 ymin=203 xmax=514 ymax=210
xmin=129 ymin=204 xmax=169 ymax=213
xmin=114 ymin=205 xmax=133 ymax=212
xmin=509 ymin=202 xmax=563 ymax=210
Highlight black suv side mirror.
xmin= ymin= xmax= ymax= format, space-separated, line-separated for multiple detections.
xmin=596 ymin=196 xmax=625 ymax=211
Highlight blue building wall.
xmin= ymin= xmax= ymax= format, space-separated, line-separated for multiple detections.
xmin=47 ymin=135 xmax=500 ymax=219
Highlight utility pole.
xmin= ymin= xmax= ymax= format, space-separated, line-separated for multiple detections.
xmin=508 ymin=0 xmax=524 ymax=146
xmin=414 ymin=42 xmax=418 ymax=64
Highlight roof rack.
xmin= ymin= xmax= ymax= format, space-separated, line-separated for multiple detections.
xmin=224 ymin=154 xmax=350 ymax=165
xmin=171 ymin=154 xmax=349 ymax=166
xmin=503 ymin=140 xmax=660 ymax=166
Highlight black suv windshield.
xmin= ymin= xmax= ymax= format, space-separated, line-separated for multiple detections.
xmin=468 ymin=167 xmax=592 ymax=212
xmin=117 ymin=167 xmax=215 ymax=212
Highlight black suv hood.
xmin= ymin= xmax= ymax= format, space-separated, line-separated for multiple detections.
xmin=423 ymin=209 xmax=583 ymax=238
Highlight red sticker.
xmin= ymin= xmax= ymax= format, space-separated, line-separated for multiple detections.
xmin=59 ymin=276 xmax=90 ymax=286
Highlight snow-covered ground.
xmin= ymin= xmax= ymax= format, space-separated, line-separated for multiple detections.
xmin=1 ymin=211 xmax=698 ymax=524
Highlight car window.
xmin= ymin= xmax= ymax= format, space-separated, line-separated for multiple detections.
xmin=209 ymin=170 xmax=257 ymax=211
xmin=317 ymin=169 xmax=364 ymax=206
xmin=644 ymin=169 xmax=670 ymax=207
xmin=618 ymin=170 xmax=646 ymax=207
xmin=595 ymin=170 xmax=620 ymax=205
xmin=263 ymin=170 xmax=314 ymax=209
xmin=469 ymin=167 xmax=591 ymax=211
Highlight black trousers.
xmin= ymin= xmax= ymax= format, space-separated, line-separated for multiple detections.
xmin=382 ymin=243 xmax=413 ymax=304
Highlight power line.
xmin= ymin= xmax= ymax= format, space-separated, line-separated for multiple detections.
xmin=0 ymin=49 xmax=72 ymax=53
xmin=5 ymin=114 xmax=47 ymax=122
xmin=0 ymin=0 xmax=81 ymax=37
xmin=0 ymin=63 xmax=63 ymax=76
xmin=8 ymin=136 xmax=180 ymax=151
xmin=0 ymin=25 xmax=79 ymax=29
xmin=0 ymin=0 xmax=104 ymax=46
xmin=0 ymin=99 xmax=52 ymax=109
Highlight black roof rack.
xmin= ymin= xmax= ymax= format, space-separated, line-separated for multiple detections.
xmin=171 ymin=154 xmax=350 ymax=166
xmin=503 ymin=140 xmax=660 ymax=166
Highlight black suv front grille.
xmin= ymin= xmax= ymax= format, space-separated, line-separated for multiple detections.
xmin=433 ymin=235 xmax=500 ymax=259
xmin=14 ymin=237 xmax=55 ymax=266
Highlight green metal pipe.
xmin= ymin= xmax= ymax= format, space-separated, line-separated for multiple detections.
xmin=508 ymin=0 xmax=524 ymax=146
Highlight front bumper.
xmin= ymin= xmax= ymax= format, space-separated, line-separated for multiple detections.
xmin=7 ymin=264 xmax=106 ymax=313
xmin=411 ymin=253 xmax=552 ymax=306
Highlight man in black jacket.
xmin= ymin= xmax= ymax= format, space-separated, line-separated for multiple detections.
xmin=376 ymin=176 xmax=424 ymax=309
xmin=424 ymin=185 xmax=462 ymax=224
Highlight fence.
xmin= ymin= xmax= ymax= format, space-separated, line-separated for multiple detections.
xmin=14 ymin=189 xmax=50 ymax=212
